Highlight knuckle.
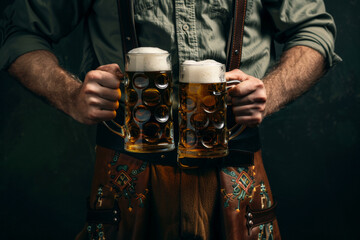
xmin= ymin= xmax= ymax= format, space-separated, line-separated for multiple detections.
xmin=88 ymin=109 xmax=98 ymax=120
xmin=258 ymin=104 xmax=266 ymax=112
xmin=253 ymin=114 xmax=263 ymax=124
xmin=233 ymin=69 xmax=242 ymax=74
xmin=255 ymin=94 xmax=267 ymax=103
xmin=97 ymin=64 xmax=110 ymax=71
xmin=112 ymin=63 xmax=121 ymax=71
xmin=262 ymin=93 xmax=267 ymax=102
xmin=86 ymin=70 xmax=102 ymax=81
xmin=88 ymin=96 xmax=99 ymax=106
xmin=256 ymin=78 xmax=264 ymax=86
xmin=253 ymin=79 xmax=264 ymax=89
xmin=83 ymin=84 xmax=97 ymax=95
xmin=86 ymin=70 xmax=96 ymax=80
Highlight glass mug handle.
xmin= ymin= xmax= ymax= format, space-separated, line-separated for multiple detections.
xmin=226 ymin=80 xmax=246 ymax=140
xmin=102 ymin=119 xmax=126 ymax=138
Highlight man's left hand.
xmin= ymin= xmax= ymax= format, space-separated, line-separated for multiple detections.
xmin=226 ymin=69 xmax=266 ymax=127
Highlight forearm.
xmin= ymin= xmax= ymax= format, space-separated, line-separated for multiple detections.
xmin=263 ymin=46 xmax=326 ymax=117
xmin=8 ymin=50 xmax=122 ymax=125
xmin=8 ymin=50 xmax=81 ymax=118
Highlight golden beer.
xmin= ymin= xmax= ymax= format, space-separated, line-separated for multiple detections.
xmin=123 ymin=48 xmax=175 ymax=153
xmin=178 ymin=60 xmax=228 ymax=158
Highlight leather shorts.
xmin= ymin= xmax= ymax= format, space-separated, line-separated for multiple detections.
xmin=75 ymin=146 xmax=281 ymax=240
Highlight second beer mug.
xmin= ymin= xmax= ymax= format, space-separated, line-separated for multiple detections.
xmin=104 ymin=47 xmax=175 ymax=153
xmin=178 ymin=60 xmax=245 ymax=159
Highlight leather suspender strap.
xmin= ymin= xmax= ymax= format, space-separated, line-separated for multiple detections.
xmin=225 ymin=2 xmax=277 ymax=232
xmin=117 ymin=0 xmax=139 ymax=60
xmin=246 ymin=201 xmax=278 ymax=235
xmin=226 ymin=0 xmax=247 ymax=71
xmin=225 ymin=0 xmax=249 ymax=144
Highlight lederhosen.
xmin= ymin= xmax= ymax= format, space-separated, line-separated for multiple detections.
xmin=76 ymin=0 xmax=281 ymax=239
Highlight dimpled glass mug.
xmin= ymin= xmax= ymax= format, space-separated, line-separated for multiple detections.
xmin=178 ymin=60 xmax=245 ymax=159
xmin=103 ymin=47 xmax=175 ymax=153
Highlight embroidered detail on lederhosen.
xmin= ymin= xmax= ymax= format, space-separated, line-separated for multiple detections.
xmin=108 ymin=151 xmax=149 ymax=212
xmin=221 ymin=166 xmax=256 ymax=212
xmin=258 ymin=223 xmax=274 ymax=240
xmin=96 ymin=185 xmax=104 ymax=207
xmin=87 ymin=223 xmax=105 ymax=240
xmin=220 ymin=167 xmax=275 ymax=239
xmin=257 ymin=181 xmax=274 ymax=240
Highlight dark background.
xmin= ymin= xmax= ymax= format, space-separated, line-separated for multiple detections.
xmin=1 ymin=0 xmax=359 ymax=239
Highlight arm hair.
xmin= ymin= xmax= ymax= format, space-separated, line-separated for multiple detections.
xmin=263 ymin=46 xmax=326 ymax=117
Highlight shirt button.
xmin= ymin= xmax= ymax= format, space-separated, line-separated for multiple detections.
xmin=182 ymin=24 xmax=189 ymax=31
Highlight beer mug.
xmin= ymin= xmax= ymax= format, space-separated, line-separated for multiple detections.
xmin=103 ymin=47 xmax=175 ymax=153
xmin=178 ymin=60 xmax=245 ymax=159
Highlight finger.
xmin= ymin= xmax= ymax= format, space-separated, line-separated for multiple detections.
xmin=97 ymin=87 xmax=121 ymax=101
xmin=231 ymin=89 xmax=266 ymax=106
xmin=84 ymin=81 xmax=121 ymax=100
xmin=228 ymin=78 xmax=264 ymax=97
xmin=233 ymin=112 xmax=263 ymax=127
xmin=96 ymin=63 xmax=124 ymax=79
xmin=88 ymin=96 xmax=119 ymax=110
xmin=225 ymin=69 xmax=250 ymax=81
xmin=86 ymin=70 xmax=121 ymax=89
xmin=88 ymin=108 xmax=117 ymax=122
xmin=232 ymin=103 xmax=265 ymax=116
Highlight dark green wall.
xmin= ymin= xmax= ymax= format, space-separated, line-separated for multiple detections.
xmin=1 ymin=0 xmax=359 ymax=239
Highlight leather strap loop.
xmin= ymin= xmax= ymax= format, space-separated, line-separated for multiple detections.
xmin=246 ymin=200 xmax=278 ymax=235
xmin=86 ymin=200 xmax=121 ymax=225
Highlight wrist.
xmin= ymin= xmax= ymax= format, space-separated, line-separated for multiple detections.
xmin=55 ymin=69 xmax=83 ymax=120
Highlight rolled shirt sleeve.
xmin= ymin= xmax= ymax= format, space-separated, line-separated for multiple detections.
xmin=0 ymin=0 xmax=92 ymax=70
xmin=263 ymin=0 xmax=342 ymax=67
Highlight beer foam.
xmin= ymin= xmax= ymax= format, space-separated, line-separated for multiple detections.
xmin=127 ymin=47 xmax=171 ymax=71
xmin=180 ymin=60 xmax=225 ymax=83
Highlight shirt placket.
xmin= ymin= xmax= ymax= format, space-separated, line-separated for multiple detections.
xmin=174 ymin=0 xmax=199 ymax=64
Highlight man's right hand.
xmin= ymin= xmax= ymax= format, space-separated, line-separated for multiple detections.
xmin=8 ymin=50 xmax=123 ymax=125
xmin=71 ymin=64 xmax=123 ymax=125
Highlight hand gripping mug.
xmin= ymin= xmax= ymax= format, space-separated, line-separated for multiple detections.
xmin=103 ymin=47 xmax=175 ymax=153
xmin=178 ymin=60 xmax=245 ymax=159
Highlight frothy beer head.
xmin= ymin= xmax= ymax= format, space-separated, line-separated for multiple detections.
xmin=180 ymin=60 xmax=225 ymax=83
xmin=126 ymin=47 xmax=171 ymax=72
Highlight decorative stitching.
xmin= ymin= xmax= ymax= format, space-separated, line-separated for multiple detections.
xmin=109 ymin=152 xmax=149 ymax=212
xmin=221 ymin=167 xmax=256 ymax=212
